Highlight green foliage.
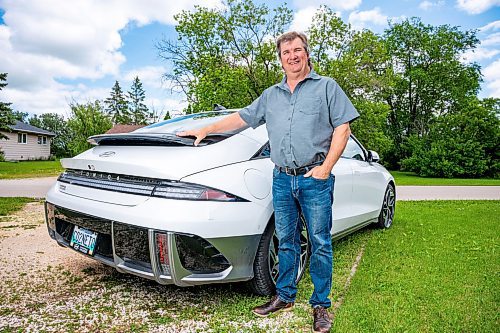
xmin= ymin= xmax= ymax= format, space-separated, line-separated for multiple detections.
xmin=350 ymin=100 xmax=393 ymax=159
xmin=157 ymin=0 xmax=292 ymax=112
xmin=67 ymin=101 xmax=112 ymax=156
xmin=104 ymin=81 xmax=130 ymax=124
xmin=29 ymin=113 xmax=71 ymax=158
xmin=402 ymin=98 xmax=500 ymax=177
xmin=12 ymin=111 xmax=29 ymax=122
xmin=0 ymin=73 xmax=16 ymax=140
xmin=383 ymin=17 xmax=480 ymax=168
xmin=127 ymin=76 xmax=150 ymax=125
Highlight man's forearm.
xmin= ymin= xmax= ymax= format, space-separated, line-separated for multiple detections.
xmin=205 ymin=112 xmax=247 ymax=134
xmin=322 ymin=123 xmax=351 ymax=173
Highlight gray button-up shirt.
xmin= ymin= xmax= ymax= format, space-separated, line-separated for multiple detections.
xmin=239 ymin=70 xmax=359 ymax=168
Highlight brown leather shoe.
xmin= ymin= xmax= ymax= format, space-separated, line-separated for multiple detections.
xmin=252 ymin=295 xmax=294 ymax=317
xmin=312 ymin=306 xmax=331 ymax=333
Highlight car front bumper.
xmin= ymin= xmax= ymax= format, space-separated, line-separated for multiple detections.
xmin=45 ymin=202 xmax=261 ymax=286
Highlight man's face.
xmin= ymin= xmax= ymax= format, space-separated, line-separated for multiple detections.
xmin=279 ymin=37 xmax=309 ymax=76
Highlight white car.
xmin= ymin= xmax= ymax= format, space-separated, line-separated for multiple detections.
xmin=45 ymin=110 xmax=396 ymax=295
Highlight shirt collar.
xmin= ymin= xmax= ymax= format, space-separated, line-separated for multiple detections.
xmin=277 ymin=69 xmax=321 ymax=91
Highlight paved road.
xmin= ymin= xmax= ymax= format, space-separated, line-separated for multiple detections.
xmin=396 ymin=186 xmax=500 ymax=201
xmin=0 ymin=177 xmax=58 ymax=198
xmin=0 ymin=177 xmax=499 ymax=200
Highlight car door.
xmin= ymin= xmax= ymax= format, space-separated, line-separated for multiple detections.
xmin=345 ymin=137 xmax=384 ymax=222
xmin=331 ymin=157 xmax=354 ymax=235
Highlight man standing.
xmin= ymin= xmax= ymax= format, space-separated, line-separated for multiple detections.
xmin=178 ymin=31 xmax=358 ymax=333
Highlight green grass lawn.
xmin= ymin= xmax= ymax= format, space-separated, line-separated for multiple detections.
xmin=391 ymin=170 xmax=500 ymax=186
xmin=0 ymin=160 xmax=63 ymax=179
xmin=0 ymin=197 xmax=34 ymax=215
xmin=334 ymin=200 xmax=499 ymax=332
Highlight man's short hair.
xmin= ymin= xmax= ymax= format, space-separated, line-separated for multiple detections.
xmin=276 ymin=31 xmax=310 ymax=58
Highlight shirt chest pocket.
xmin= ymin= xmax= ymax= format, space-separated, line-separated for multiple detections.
xmin=296 ymin=97 xmax=322 ymax=115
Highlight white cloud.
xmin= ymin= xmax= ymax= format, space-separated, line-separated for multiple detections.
xmin=419 ymin=0 xmax=445 ymax=10
xmin=480 ymin=20 xmax=500 ymax=32
xmin=0 ymin=0 xmax=222 ymax=116
xmin=462 ymin=48 xmax=500 ymax=62
xmin=293 ymin=0 xmax=361 ymax=11
xmin=456 ymin=0 xmax=500 ymax=14
xmin=122 ymin=66 xmax=168 ymax=90
xmin=483 ymin=59 xmax=500 ymax=97
xmin=289 ymin=7 xmax=318 ymax=33
xmin=481 ymin=32 xmax=500 ymax=46
xmin=348 ymin=8 xmax=388 ymax=31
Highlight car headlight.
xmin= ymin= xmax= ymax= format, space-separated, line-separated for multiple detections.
xmin=152 ymin=181 xmax=247 ymax=202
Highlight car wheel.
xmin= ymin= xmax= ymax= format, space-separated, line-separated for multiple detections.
xmin=248 ymin=216 xmax=310 ymax=296
xmin=376 ymin=183 xmax=396 ymax=229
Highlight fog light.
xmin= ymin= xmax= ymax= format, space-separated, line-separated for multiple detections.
xmin=155 ymin=232 xmax=171 ymax=276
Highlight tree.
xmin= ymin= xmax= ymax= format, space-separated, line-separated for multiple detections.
xmin=67 ymin=101 xmax=113 ymax=156
xmin=105 ymin=81 xmax=130 ymax=124
xmin=0 ymin=73 xmax=16 ymax=140
xmin=127 ymin=76 xmax=149 ymax=125
xmin=307 ymin=8 xmax=394 ymax=159
xmin=402 ymin=98 xmax=499 ymax=178
xmin=29 ymin=113 xmax=71 ymax=157
xmin=383 ymin=18 xmax=481 ymax=168
xmin=157 ymin=0 xmax=292 ymax=112
xmin=12 ymin=111 xmax=29 ymax=122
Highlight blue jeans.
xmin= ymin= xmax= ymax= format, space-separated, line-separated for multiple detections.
xmin=272 ymin=167 xmax=334 ymax=308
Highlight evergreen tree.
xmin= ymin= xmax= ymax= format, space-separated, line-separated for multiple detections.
xmin=127 ymin=76 xmax=149 ymax=125
xmin=104 ymin=81 xmax=130 ymax=124
xmin=0 ymin=73 xmax=16 ymax=140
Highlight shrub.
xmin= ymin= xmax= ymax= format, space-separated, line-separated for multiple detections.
xmin=402 ymin=98 xmax=499 ymax=178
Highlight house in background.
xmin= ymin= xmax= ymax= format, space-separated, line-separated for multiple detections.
xmin=0 ymin=121 xmax=56 ymax=161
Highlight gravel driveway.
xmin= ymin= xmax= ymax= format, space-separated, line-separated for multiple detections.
xmin=0 ymin=203 xmax=301 ymax=332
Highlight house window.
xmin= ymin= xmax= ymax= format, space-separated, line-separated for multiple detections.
xmin=38 ymin=136 xmax=48 ymax=145
xmin=18 ymin=133 xmax=27 ymax=144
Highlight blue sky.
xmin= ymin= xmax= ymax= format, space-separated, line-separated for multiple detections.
xmin=0 ymin=0 xmax=499 ymax=118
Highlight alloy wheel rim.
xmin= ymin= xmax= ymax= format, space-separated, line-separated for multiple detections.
xmin=268 ymin=217 xmax=309 ymax=285
xmin=382 ymin=186 xmax=396 ymax=228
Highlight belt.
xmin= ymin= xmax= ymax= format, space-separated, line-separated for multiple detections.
xmin=276 ymin=162 xmax=322 ymax=176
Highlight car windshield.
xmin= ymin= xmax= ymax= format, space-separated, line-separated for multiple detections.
xmin=134 ymin=110 xmax=247 ymax=135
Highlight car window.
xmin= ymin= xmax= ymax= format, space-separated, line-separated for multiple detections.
xmin=252 ymin=141 xmax=271 ymax=159
xmin=342 ymin=137 xmax=366 ymax=161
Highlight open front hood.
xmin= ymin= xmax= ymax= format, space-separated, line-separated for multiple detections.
xmin=61 ymin=134 xmax=262 ymax=181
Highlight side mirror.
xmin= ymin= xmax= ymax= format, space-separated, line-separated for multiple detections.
xmin=368 ymin=150 xmax=380 ymax=163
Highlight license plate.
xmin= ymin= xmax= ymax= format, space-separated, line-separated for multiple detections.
xmin=70 ymin=225 xmax=98 ymax=256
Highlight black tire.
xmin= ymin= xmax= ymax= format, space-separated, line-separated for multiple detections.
xmin=248 ymin=216 xmax=310 ymax=296
xmin=376 ymin=183 xmax=396 ymax=229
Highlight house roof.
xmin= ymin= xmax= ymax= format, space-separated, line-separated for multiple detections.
xmin=105 ymin=124 xmax=146 ymax=134
xmin=9 ymin=121 xmax=56 ymax=136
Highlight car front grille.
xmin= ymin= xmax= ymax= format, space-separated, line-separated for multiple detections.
xmin=58 ymin=169 xmax=161 ymax=196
